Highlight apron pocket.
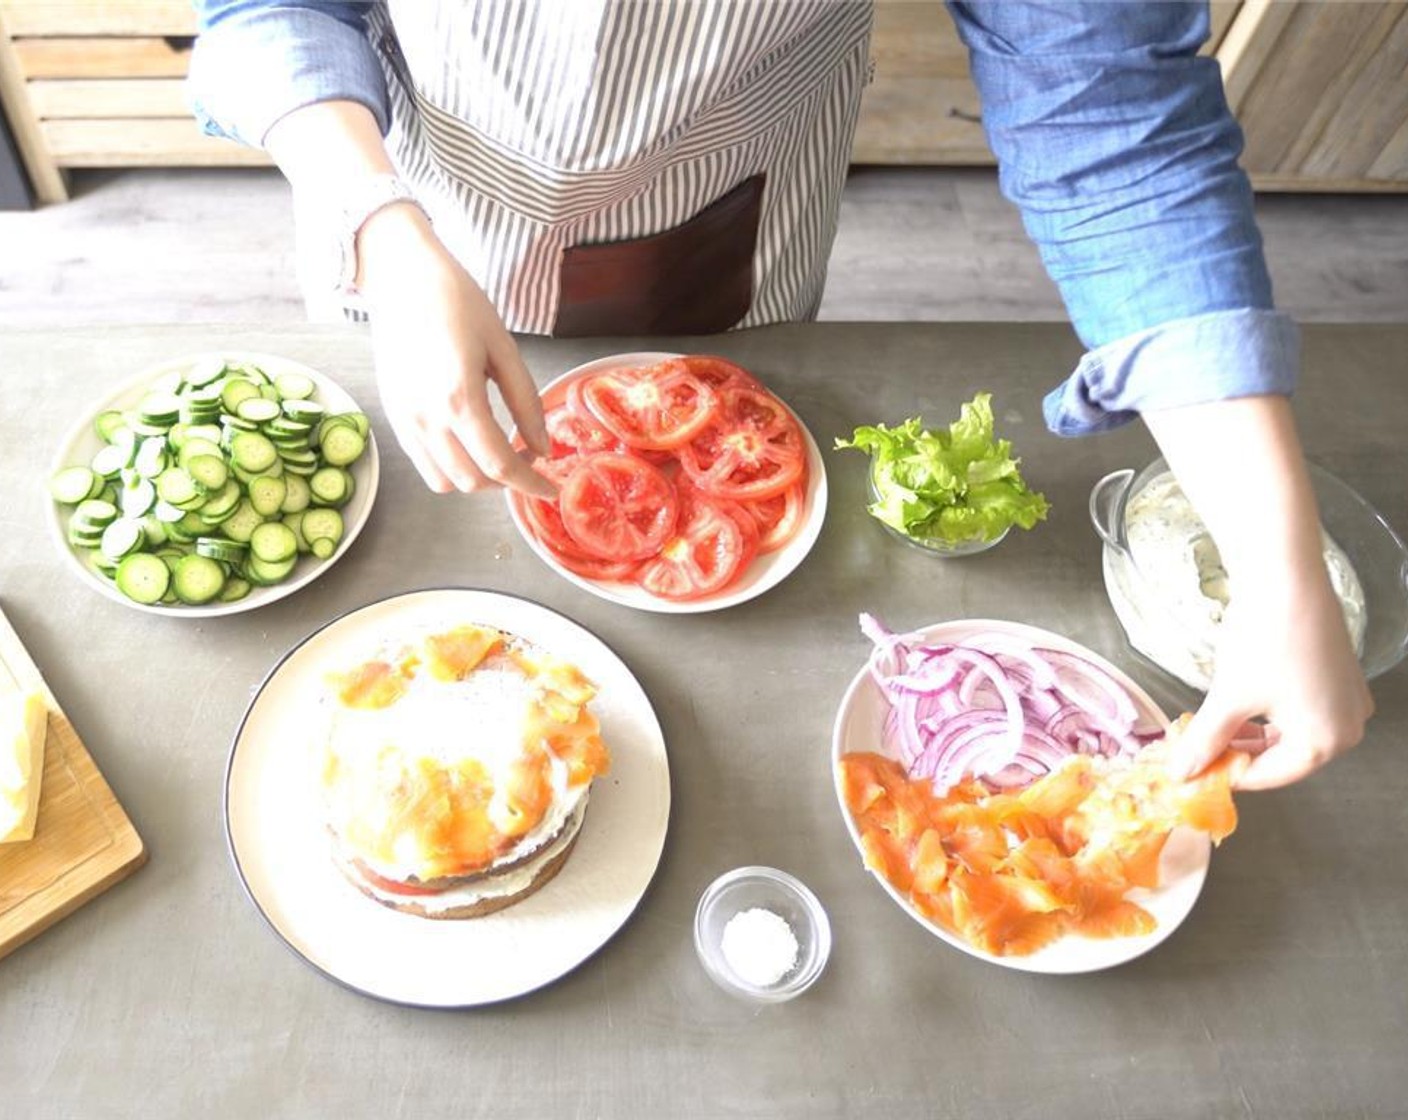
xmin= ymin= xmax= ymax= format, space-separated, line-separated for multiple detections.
xmin=553 ymin=173 xmax=765 ymax=337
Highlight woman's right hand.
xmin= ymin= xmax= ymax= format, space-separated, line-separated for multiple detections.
xmin=356 ymin=203 xmax=554 ymax=497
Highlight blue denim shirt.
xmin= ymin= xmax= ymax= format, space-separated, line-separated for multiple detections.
xmin=189 ymin=0 xmax=1296 ymax=437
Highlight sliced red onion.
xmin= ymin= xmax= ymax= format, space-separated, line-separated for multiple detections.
xmin=862 ymin=616 xmax=1162 ymax=794
xmin=1037 ymin=648 xmax=1139 ymax=727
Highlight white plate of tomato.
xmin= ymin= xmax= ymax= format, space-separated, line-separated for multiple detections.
xmin=506 ymin=352 xmax=827 ymax=613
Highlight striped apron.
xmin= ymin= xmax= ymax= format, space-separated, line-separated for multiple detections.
xmin=361 ymin=1 xmax=874 ymax=335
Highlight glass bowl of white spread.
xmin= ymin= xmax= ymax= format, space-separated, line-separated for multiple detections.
xmin=694 ymin=866 xmax=831 ymax=1003
xmin=1089 ymin=456 xmax=1408 ymax=692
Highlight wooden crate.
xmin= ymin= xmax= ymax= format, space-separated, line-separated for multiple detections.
xmin=0 ymin=0 xmax=267 ymax=204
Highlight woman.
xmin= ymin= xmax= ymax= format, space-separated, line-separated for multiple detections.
xmin=190 ymin=0 xmax=1372 ymax=789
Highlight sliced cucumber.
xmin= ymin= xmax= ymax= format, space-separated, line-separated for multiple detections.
xmin=156 ymin=467 xmax=201 ymax=508
xmin=308 ymin=467 xmax=348 ymax=507
xmin=73 ymin=499 xmax=119 ymax=531
xmin=245 ymin=554 xmax=297 ymax=586
xmin=198 ymin=479 xmax=242 ymax=523
xmin=235 ymin=396 xmax=282 ymax=424
xmin=318 ymin=424 xmax=365 ymax=467
xmin=317 ymin=412 xmax=369 ymax=445
xmin=184 ymin=358 xmax=227 ymax=389
xmin=91 ymin=442 xmax=134 ymax=479
xmin=185 ymin=453 xmax=228 ymax=492
xmin=195 ymin=537 xmax=249 ymax=565
xmin=120 ymin=478 xmax=156 ymax=519
xmin=69 ymin=525 xmax=105 ymax=550
xmin=273 ymin=372 xmax=314 ymax=400
xmin=137 ymin=392 xmax=181 ymax=428
xmin=140 ymin=514 xmax=167 ymax=547
xmin=220 ymin=378 xmax=261 ymax=414
xmin=57 ymin=357 xmax=362 ymax=606
xmin=221 ymin=414 xmax=259 ymax=433
xmin=276 ymin=447 xmax=318 ymax=469
xmin=233 ymin=456 xmax=283 ymax=486
xmin=230 ymin=431 xmax=278 ymax=473
xmin=300 ymin=508 xmax=344 ymax=549
xmin=134 ymin=437 xmax=168 ymax=479
xmin=247 ymin=475 xmax=287 ymax=517
xmin=280 ymin=473 xmax=311 ymax=514
xmin=100 ymin=519 xmax=144 ymax=561
xmin=183 ymin=423 xmax=224 ymax=446
xmin=88 ymin=549 xmax=120 ymax=576
xmin=153 ymin=499 xmax=186 ymax=524
xmin=218 ymin=576 xmax=252 ymax=602
xmin=249 ymin=521 xmax=297 ymax=563
xmin=177 ymin=437 xmax=223 ymax=468
xmin=50 ymin=466 xmax=101 ymax=505
xmin=282 ymin=512 xmax=310 ymax=554
xmin=94 ymin=409 xmax=128 ymax=443
xmin=219 ymin=499 xmax=263 ymax=544
xmin=115 ymin=553 xmax=170 ymax=604
xmin=172 ymin=554 xmax=226 ymax=604
xmin=266 ymin=417 xmax=313 ymax=439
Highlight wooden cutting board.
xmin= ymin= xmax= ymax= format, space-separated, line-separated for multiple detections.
xmin=0 ymin=605 xmax=145 ymax=961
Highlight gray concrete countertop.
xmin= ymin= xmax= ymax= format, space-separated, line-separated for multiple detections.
xmin=2 ymin=323 xmax=1405 ymax=1119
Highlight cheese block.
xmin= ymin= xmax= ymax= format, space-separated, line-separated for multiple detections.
xmin=0 ymin=690 xmax=47 ymax=842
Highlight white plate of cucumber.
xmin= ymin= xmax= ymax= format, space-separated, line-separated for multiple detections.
xmin=47 ymin=351 xmax=379 ymax=617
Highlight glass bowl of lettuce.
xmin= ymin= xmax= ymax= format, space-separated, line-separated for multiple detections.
xmin=839 ymin=393 xmax=1048 ymax=558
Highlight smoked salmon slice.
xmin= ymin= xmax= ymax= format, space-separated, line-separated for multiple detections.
xmin=840 ymin=742 xmax=1243 ymax=957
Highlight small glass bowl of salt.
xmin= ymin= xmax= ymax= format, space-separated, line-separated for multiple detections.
xmin=694 ymin=866 xmax=831 ymax=1003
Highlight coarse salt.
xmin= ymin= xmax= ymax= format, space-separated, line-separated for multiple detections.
xmin=720 ymin=907 xmax=799 ymax=987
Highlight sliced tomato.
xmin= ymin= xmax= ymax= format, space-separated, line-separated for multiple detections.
xmin=555 ymin=551 xmax=645 ymax=582
xmin=579 ymin=361 xmax=719 ymax=451
xmin=682 ymin=354 xmax=762 ymax=394
xmin=558 ymin=453 xmax=679 ymax=561
xmin=634 ymin=493 xmax=747 ymax=601
xmin=357 ymin=864 xmax=441 ymax=897
xmin=516 ymin=457 xmax=603 ymax=557
xmin=514 ymin=493 xmax=644 ymax=581
xmin=514 ymin=490 xmax=590 ymax=555
xmin=532 ymin=453 xmax=584 ymax=487
xmin=678 ymin=386 xmax=807 ymax=501
xmin=743 ymin=480 xmax=807 ymax=554
xmin=545 ymin=403 xmax=618 ymax=454
xmin=709 ymin=494 xmax=760 ymax=572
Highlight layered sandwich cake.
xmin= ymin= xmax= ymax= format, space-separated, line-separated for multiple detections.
xmin=321 ymin=624 xmax=611 ymax=918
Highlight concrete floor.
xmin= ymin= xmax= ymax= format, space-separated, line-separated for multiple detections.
xmin=1 ymin=166 xmax=1405 ymax=327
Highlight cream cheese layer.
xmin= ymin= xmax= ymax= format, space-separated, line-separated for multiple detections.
xmin=340 ymin=796 xmax=588 ymax=915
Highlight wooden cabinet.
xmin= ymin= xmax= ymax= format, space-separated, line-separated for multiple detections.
xmin=0 ymin=0 xmax=267 ymax=204
xmin=1220 ymin=0 xmax=1408 ymax=189
xmin=850 ymin=1 xmax=990 ymax=165
xmin=2 ymin=1 xmax=1405 ymax=204
xmin=856 ymin=0 xmax=1408 ymax=192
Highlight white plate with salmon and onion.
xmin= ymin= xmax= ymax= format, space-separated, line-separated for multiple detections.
xmin=833 ymin=616 xmax=1248 ymax=974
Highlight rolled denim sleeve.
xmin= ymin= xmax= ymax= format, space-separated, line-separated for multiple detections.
xmin=947 ymin=2 xmax=1297 ymax=435
xmin=188 ymin=0 xmax=389 ymax=148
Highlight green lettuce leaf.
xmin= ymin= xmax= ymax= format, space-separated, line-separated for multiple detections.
xmin=835 ymin=393 xmax=1049 ymax=545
